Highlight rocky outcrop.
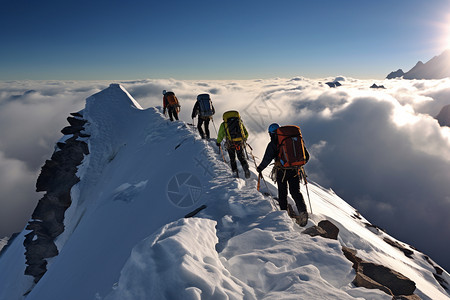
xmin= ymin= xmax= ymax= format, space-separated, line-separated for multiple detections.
xmin=424 ymin=255 xmax=449 ymax=291
xmin=325 ymin=81 xmax=342 ymax=88
xmin=436 ymin=104 xmax=450 ymax=127
xmin=302 ymin=220 xmax=339 ymax=240
xmin=387 ymin=69 xmax=405 ymax=79
xmin=23 ymin=112 xmax=89 ymax=283
xmin=342 ymin=246 xmax=418 ymax=298
xmin=384 ymin=237 xmax=414 ymax=258
xmin=370 ymin=83 xmax=386 ymax=89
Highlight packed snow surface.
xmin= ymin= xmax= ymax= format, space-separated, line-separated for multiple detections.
xmin=0 ymin=84 xmax=448 ymax=300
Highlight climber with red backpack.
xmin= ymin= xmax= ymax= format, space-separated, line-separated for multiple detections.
xmin=191 ymin=94 xmax=215 ymax=139
xmin=216 ymin=111 xmax=251 ymax=179
xmin=256 ymin=123 xmax=310 ymax=226
xmin=162 ymin=90 xmax=181 ymax=121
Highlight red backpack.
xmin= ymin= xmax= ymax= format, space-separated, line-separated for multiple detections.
xmin=276 ymin=125 xmax=307 ymax=167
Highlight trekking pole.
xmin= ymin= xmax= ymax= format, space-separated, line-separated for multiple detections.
xmin=212 ymin=118 xmax=218 ymax=136
xmin=301 ymin=166 xmax=313 ymax=215
xmin=218 ymin=143 xmax=227 ymax=163
xmin=246 ymin=143 xmax=259 ymax=170
xmin=243 ymin=142 xmax=250 ymax=160
xmin=247 ymin=143 xmax=279 ymax=211
xmin=260 ymin=172 xmax=279 ymax=211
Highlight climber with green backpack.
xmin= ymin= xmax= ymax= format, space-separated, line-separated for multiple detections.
xmin=256 ymin=123 xmax=310 ymax=226
xmin=216 ymin=111 xmax=251 ymax=179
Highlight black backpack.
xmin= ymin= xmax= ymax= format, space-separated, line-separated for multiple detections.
xmin=223 ymin=110 xmax=245 ymax=142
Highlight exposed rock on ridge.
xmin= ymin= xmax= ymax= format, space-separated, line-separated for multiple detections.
xmin=303 ymin=219 xmax=419 ymax=298
xmin=23 ymin=112 xmax=89 ymax=283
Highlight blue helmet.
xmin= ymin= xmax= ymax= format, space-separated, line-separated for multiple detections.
xmin=268 ymin=123 xmax=280 ymax=133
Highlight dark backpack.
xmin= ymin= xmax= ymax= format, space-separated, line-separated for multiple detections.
xmin=197 ymin=94 xmax=214 ymax=117
xmin=223 ymin=110 xmax=245 ymax=142
xmin=276 ymin=125 xmax=307 ymax=167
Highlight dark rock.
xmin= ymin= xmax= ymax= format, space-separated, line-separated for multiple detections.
xmin=302 ymin=225 xmax=327 ymax=237
xmin=423 ymin=255 xmax=449 ymax=291
xmin=342 ymin=246 xmax=362 ymax=270
xmin=61 ymin=125 xmax=85 ymax=135
xmin=70 ymin=111 xmax=84 ymax=118
xmin=25 ymin=114 xmax=89 ymax=283
xmin=325 ymin=81 xmax=342 ymax=88
xmin=353 ymin=272 xmax=393 ymax=295
xmin=384 ymin=237 xmax=414 ymax=258
xmin=24 ymin=260 xmax=47 ymax=277
xmin=363 ymin=222 xmax=386 ymax=233
xmin=317 ymin=220 xmax=339 ymax=239
xmin=359 ymin=262 xmax=416 ymax=296
xmin=67 ymin=116 xmax=87 ymax=127
xmin=302 ymin=219 xmax=339 ymax=240
xmin=342 ymin=247 xmax=417 ymax=297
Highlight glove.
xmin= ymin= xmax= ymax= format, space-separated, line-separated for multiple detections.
xmin=216 ymin=142 xmax=221 ymax=147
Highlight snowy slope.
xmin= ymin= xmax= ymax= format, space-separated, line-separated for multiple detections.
xmin=0 ymin=84 xmax=449 ymax=300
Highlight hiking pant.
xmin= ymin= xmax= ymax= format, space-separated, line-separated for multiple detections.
xmin=227 ymin=143 xmax=249 ymax=172
xmin=276 ymin=168 xmax=307 ymax=214
xmin=168 ymin=107 xmax=179 ymax=121
xmin=197 ymin=117 xmax=210 ymax=139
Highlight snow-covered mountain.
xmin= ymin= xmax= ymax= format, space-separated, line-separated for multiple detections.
xmin=387 ymin=50 xmax=450 ymax=79
xmin=0 ymin=84 xmax=448 ymax=300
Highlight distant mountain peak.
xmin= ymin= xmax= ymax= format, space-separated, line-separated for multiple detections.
xmin=387 ymin=50 xmax=450 ymax=79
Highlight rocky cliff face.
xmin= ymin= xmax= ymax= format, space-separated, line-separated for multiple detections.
xmin=23 ymin=112 xmax=89 ymax=283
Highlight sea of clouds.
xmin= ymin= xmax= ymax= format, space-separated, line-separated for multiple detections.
xmin=1 ymin=77 xmax=449 ymax=270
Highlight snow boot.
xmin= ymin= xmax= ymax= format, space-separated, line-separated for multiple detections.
xmin=244 ymin=167 xmax=250 ymax=179
xmin=299 ymin=211 xmax=308 ymax=227
xmin=233 ymin=169 xmax=239 ymax=178
xmin=287 ymin=204 xmax=297 ymax=218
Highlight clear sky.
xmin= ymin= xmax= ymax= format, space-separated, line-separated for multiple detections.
xmin=2 ymin=0 xmax=450 ymax=80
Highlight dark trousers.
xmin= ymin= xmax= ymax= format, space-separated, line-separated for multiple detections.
xmin=227 ymin=143 xmax=249 ymax=172
xmin=197 ymin=118 xmax=210 ymax=139
xmin=276 ymin=168 xmax=307 ymax=214
xmin=168 ymin=107 xmax=179 ymax=121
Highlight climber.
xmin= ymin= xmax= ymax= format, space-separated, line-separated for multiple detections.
xmin=216 ymin=111 xmax=251 ymax=179
xmin=162 ymin=90 xmax=181 ymax=121
xmin=191 ymin=94 xmax=215 ymax=139
xmin=257 ymin=123 xmax=310 ymax=226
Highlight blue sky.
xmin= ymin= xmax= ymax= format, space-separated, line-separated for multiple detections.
xmin=2 ymin=0 xmax=450 ymax=80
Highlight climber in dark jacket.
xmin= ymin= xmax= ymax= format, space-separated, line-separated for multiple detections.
xmin=191 ymin=98 xmax=215 ymax=139
xmin=257 ymin=123 xmax=310 ymax=226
